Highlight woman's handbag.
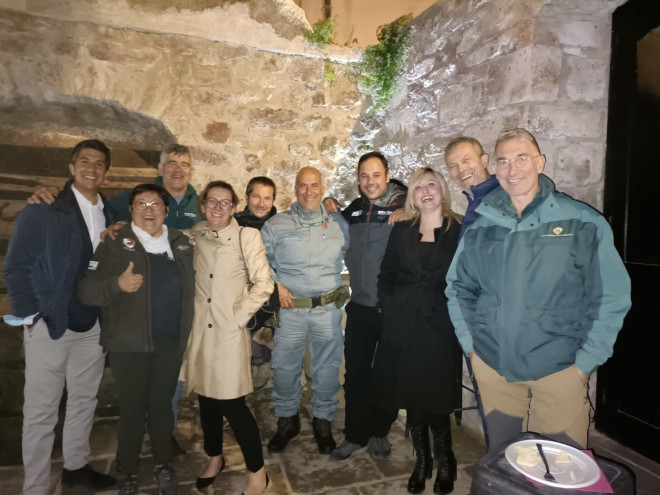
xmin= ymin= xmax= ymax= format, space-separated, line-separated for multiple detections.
xmin=238 ymin=227 xmax=280 ymax=334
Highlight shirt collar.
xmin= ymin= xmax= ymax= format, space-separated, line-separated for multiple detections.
xmin=71 ymin=184 xmax=103 ymax=209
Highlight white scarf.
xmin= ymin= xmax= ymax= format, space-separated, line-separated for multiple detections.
xmin=131 ymin=222 xmax=174 ymax=260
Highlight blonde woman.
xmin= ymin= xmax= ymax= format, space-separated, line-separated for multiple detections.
xmin=371 ymin=168 xmax=462 ymax=495
xmin=179 ymin=180 xmax=272 ymax=495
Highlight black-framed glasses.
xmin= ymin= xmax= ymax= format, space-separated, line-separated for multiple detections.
xmin=203 ymin=198 xmax=235 ymax=210
xmin=494 ymin=154 xmax=542 ymax=168
xmin=133 ymin=200 xmax=165 ymax=211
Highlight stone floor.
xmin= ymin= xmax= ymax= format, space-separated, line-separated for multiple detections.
xmin=1 ymin=375 xmax=659 ymax=494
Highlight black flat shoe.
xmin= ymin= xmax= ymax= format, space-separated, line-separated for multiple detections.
xmin=196 ymin=456 xmax=225 ymax=490
xmin=242 ymin=473 xmax=269 ymax=495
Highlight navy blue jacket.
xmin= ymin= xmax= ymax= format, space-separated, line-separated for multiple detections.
xmin=3 ymin=181 xmax=115 ymax=339
xmin=460 ymin=175 xmax=500 ymax=238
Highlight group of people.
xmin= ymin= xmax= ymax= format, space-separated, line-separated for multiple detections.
xmin=2 ymin=126 xmax=631 ymax=495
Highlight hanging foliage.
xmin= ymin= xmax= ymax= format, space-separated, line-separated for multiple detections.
xmin=357 ymin=14 xmax=413 ymax=113
xmin=305 ymin=17 xmax=335 ymax=46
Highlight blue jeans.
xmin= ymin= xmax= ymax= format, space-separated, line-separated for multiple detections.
xmin=271 ymin=305 xmax=343 ymax=420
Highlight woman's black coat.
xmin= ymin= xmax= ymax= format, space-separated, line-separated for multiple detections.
xmin=371 ymin=218 xmax=462 ymax=415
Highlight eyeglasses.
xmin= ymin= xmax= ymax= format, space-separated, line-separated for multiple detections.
xmin=203 ymin=198 xmax=235 ymax=210
xmin=494 ymin=154 xmax=542 ymax=168
xmin=133 ymin=200 xmax=165 ymax=211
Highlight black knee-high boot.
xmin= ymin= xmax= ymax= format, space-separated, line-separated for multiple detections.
xmin=431 ymin=427 xmax=457 ymax=494
xmin=407 ymin=424 xmax=432 ymax=494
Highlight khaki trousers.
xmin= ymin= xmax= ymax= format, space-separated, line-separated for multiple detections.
xmin=22 ymin=320 xmax=105 ymax=495
xmin=471 ymin=354 xmax=591 ymax=451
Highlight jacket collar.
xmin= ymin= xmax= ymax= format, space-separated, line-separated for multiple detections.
xmin=235 ymin=206 xmax=277 ymax=228
xmin=463 ymin=174 xmax=499 ymax=202
xmin=479 ymin=174 xmax=558 ymax=221
xmin=362 ymin=181 xmax=408 ymax=208
xmin=291 ymin=202 xmax=329 ymax=226
xmin=53 ymin=180 xmax=114 ymax=224
xmin=154 ymin=176 xmax=197 ymax=202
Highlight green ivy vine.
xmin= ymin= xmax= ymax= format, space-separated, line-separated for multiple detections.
xmin=357 ymin=14 xmax=413 ymax=113
xmin=305 ymin=17 xmax=335 ymax=46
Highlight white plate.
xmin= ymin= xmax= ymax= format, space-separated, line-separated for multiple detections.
xmin=504 ymin=439 xmax=602 ymax=489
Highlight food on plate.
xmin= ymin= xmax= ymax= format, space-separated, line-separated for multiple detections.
xmin=516 ymin=445 xmax=541 ymax=467
xmin=556 ymin=451 xmax=572 ymax=464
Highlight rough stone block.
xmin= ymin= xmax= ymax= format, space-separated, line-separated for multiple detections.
xmin=203 ymin=121 xmax=230 ymax=143
xmin=331 ymin=90 xmax=362 ymax=110
xmin=535 ymin=18 xmax=607 ymax=49
xmin=407 ymin=57 xmax=436 ymax=82
xmin=565 ymin=56 xmax=608 ymax=102
xmin=439 ymin=84 xmax=472 ymax=126
xmin=249 ymin=108 xmax=300 ymax=130
xmin=487 ymin=45 xmax=562 ymax=107
xmin=462 ymin=19 xmax=535 ymax=67
xmin=288 ymin=143 xmax=312 ymax=156
xmin=553 ymin=140 xmax=605 ymax=185
xmin=318 ymin=136 xmax=339 ymax=156
xmin=88 ymin=40 xmax=160 ymax=65
xmin=302 ymin=114 xmax=331 ymax=132
xmin=287 ymin=58 xmax=323 ymax=84
xmin=525 ymin=103 xmax=605 ymax=139
xmin=311 ymin=91 xmax=326 ymax=107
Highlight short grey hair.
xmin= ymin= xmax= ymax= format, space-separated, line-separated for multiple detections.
xmin=159 ymin=144 xmax=192 ymax=166
xmin=495 ymin=128 xmax=541 ymax=155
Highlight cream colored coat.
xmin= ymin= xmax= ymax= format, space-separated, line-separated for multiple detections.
xmin=180 ymin=218 xmax=274 ymax=400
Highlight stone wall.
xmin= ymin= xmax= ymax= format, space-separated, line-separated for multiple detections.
xmin=0 ymin=0 xmax=364 ymax=464
xmin=327 ymin=0 xmax=627 ymax=434
xmin=330 ymin=0 xmax=626 ymax=215
xmin=0 ymin=2 xmax=362 ymax=210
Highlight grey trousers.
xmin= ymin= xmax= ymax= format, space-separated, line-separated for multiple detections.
xmin=22 ymin=319 xmax=105 ymax=495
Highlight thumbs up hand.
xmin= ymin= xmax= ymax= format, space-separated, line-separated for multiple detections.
xmin=118 ymin=261 xmax=144 ymax=293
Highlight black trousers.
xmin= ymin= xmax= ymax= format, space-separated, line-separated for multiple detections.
xmin=109 ymin=339 xmax=182 ymax=474
xmin=198 ymin=394 xmax=264 ymax=473
xmin=343 ymin=301 xmax=398 ymax=445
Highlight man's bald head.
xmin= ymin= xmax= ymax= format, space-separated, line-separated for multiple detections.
xmin=295 ymin=167 xmax=324 ymax=211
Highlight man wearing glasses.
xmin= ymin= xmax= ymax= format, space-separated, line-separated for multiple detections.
xmin=3 ymin=140 xmax=117 ymax=494
xmin=446 ymin=127 xmax=631 ymax=450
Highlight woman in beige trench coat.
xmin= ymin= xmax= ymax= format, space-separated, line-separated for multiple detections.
xmin=180 ymin=180 xmax=273 ymax=495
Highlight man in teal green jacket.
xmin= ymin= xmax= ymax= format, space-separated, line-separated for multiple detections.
xmin=108 ymin=144 xmax=200 ymax=228
xmin=446 ymin=128 xmax=631 ymax=450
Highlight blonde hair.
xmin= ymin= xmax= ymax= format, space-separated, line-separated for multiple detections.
xmin=405 ymin=167 xmax=462 ymax=230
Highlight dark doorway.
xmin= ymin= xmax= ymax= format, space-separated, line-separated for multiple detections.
xmin=597 ymin=0 xmax=660 ymax=464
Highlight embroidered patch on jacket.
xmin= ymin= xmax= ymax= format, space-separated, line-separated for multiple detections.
xmin=377 ymin=210 xmax=392 ymax=216
xmin=123 ymin=238 xmax=136 ymax=251
xmin=184 ymin=212 xmax=197 ymax=217
xmin=176 ymin=244 xmax=190 ymax=251
xmin=88 ymin=261 xmax=99 ymax=270
xmin=351 ymin=210 xmax=362 ymax=216
xmin=541 ymin=226 xmax=574 ymax=237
